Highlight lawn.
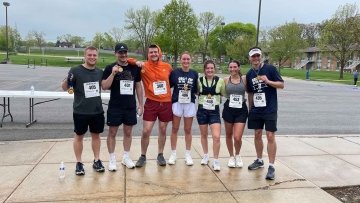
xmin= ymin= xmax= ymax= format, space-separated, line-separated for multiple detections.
xmin=1 ymin=52 xmax=354 ymax=85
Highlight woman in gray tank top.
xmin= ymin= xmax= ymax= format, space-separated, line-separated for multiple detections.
xmin=222 ymin=60 xmax=248 ymax=168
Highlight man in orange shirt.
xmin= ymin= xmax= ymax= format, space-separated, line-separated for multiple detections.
xmin=135 ymin=44 xmax=173 ymax=167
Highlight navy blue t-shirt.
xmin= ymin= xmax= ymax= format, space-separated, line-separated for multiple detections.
xmin=246 ymin=64 xmax=283 ymax=113
xmin=102 ymin=62 xmax=141 ymax=110
xmin=169 ymin=68 xmax=198 ymax=104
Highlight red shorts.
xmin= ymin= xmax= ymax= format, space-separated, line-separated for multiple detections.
xmin=143 ymin=99 xmax=172 ymax=122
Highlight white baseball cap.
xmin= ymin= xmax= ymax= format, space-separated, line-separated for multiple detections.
xmin=249 ymin=48 xmax=262 ymax=57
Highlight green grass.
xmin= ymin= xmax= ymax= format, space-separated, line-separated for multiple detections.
xmin=1 ymin=52 xmax=354 ymax=85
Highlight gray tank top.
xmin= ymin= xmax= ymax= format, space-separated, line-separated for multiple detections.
xmin=225 ymin=76 xmax=246 ymax=102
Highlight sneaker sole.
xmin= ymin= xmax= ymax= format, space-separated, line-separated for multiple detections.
xmin=108 ymin=168 xmax=117 ymax=172
xmin=248 ymin=165 xmax=264 ymax=170
xmin=94 ymin=168 xmax=105 ymax=172
xmin=157 ymin=162 xmax=166 ymax=166
xmin=75 ymin=171 xmax=85 ymax=175
xmin=266 ymin=176 xmax=275 ymax=180
xmin=135 ymin=161 xmax=146 ymax=168
xmin=122 ymin=162 xmax=135 ymax=169
xmin=168 ymin=161 xmax=176 ymax=165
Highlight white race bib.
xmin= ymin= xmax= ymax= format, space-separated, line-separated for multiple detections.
xmin=203 ymin=97 xmax=216 ymax=110
xmin=229 ymin=94 xmax=243 ymax=108
xmin=153 ymin=81 xmax=167 ymax=95
xmin=83 ymin=82 xmax=100 ymax=98
xmin=120 ymin=80 xmax=134 ymax=95
xmin=253 ymin=93 xmax=266 ymax=107
xmin=178 ymin=90 xmax=190 ymax=103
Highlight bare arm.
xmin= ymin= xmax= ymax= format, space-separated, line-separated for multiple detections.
xmin=135 ymin=82 xmax=144 ymax=116
xmin=260 ymin=75 xmax=284 ymax=89
xmin=101 ymin=65 xmax=119 ymax=90
xmin=61 ymin=78 xmax=69 ymax=91
xmin=247 ymin=92 xmax=253 ymax=111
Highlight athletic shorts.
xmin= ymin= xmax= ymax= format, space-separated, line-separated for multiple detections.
xmin=73 ymin=113 xmax=105 ymax=135
xmin=196 ymin=107 xmax=221 ymax=125
xmin=107 ymin=108 xmax=137 ymax=126
xmin=172 ymin=102 xmax=196 ymax=117
xmin=143 ymin=99 xmax=173 ymax=122
xmin=222 ymin=100 xmax=248 ymax=123
xmin=247 ymin=112 xmax=277 ymax=132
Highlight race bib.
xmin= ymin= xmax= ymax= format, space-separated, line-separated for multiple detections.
xmin=203 ymin=97 xmax=216 ymax=110
xmin=253 ymin=93 xmax=266 ymax=107
xmin=83 ymin=82 xmax=100 ymax=98
xmin=153 ymin=81 xmax=167 ymax=95
xmin=120 ymin=80 xmax=134 ymax=95
xmin=229 ymin=94 xmax=243 ymax=108
xmin=178 ymin=90 xmax=190 ymax=103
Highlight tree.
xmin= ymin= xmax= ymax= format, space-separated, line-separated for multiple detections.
xmin=102 ymin=32 xmax=115 ymax=50
xmin=92 ymin=32 xmax=105 ymax=49
xmin=29 ymin=30 xmax=46 ymax=48
xmin=198 ymin=12 xmax=224 ymax=62
xmin=109 ymin=27 xmax=123 ymax=43
xmin=209 ymin=22 xmax=256 ymax=61
xmin=268 ymin=22 xmax=307 ymax=70
xmin=125 ymin=6 xmax=158 ymax=59
xmin=0 ymin=26 xmax=21 ymax=52
xmin=300 ymin=23 xmax=321 ymax=47
xmin=155 ymin=0 xmax=199 ymax=67
xmin=319 ymin=3 xmax=360 ymax=79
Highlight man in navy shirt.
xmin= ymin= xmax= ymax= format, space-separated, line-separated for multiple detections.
xmin=246 ymin=47 xmax=284 ymax=180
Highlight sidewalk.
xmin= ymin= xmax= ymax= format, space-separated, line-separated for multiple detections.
xmin=1 ymin=135 xmax=360 ymax=202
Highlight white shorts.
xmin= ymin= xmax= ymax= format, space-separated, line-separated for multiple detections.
xmin=172 ymin=102 xmax=196 ymax=118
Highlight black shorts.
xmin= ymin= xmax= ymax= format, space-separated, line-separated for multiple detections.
xmin=73 ymin=113 xmax=105 ymax=135
xmin=107 ymin=108 xmax=137 ymax=126
xmin=196 ymin=107 xmax=221 ymax=125
xmin=247 ymin=112 xmax=277 ymax=132
xmin=222 ymin=100 xmax=248 ymax=123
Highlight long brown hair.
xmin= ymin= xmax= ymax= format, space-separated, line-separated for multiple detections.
xmin=228 ymin=60 xmax=242 ymax=77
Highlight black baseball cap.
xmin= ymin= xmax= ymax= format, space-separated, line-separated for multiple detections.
xmin=115 ymin=43 xmax=128 ymax=53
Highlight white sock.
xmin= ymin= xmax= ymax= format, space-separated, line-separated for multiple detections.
xmin=123 ymin=151 xmax=129 ymax=158
xmin=110 ymin=153 xmax=115 ymax=159
xmin=203 ymin=153 xmax=208 ymax=158
xmin=257 ymin=158 xmax=263 ymax=162
xmin=185 ymin=150 xmax=191 ymax=155
xmin=171 ymin=150 xmax=176 ymax=155
xmin=269 ymin=163 xmax=274 ymax=167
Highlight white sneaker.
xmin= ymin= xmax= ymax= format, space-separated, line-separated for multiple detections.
xmin=122 ymin=156 xmax=135 ymax=169
xmin=213 ymin=160 xmax=221 ymax=171
xmin=227 ymin=156 xmax=236 ymax=168
xmin=108 ymin=156 xmax=117 ymax=171
xmin=235 ymin=155 xmax=243 ymax=168
xmin=185 ymin=154 xmax=194 ymax=166
xmin=201 ymin=154 xmax=209 ymax=165
xmin=168 ymin=153 xmax=176 ymax=165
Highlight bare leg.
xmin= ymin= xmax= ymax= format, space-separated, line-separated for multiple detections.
xmin=266 ymin=131 xmax=277 ymax=164
xmin=123 ymin=125 xmax=133 ymax=152
xmin=107 ymin=126 xmax=119 ymax=154
xmin=158 ymin=121 xmax=169 ymax=153
xmin=141 ymin=120 xmax=155 ymax=155
xmin=210 ymin=123 xmax=221 ymax=159
xmin=171 ymin=115 xmax=181 ymax=151
xmin=224 ymin=121 xmax=234 ymax=156
xmin=91 ymin=133 xmax=101 ymax=160
xmin=233 ymin=123 xmax=246 ymax=155
xmin=73 ymin=134 xmax=84 ymax=162
xmin=184 ymin=117 xmax=193 ymax=150
xmin=199 ymin=124 xmax=209 ymax=154
xmin=254 ymin=129 xmax=263 ymax=159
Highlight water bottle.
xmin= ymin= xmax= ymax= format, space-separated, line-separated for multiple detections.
xmin=59 ymin=161 xmax=65 ymax=179
xmin=30 ymin=85 xmax=35 ymax=95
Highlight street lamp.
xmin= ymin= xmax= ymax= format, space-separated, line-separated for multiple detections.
xmin=220 ymin=22 xmax=225 ymax=64
xmin=256 ymin=0 xmax=262 ymax=46
xmin=3 ymin=1 xmax=10 ymax=63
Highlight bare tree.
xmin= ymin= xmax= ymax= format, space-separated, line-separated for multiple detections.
xmin=29 ymin=30 xmax=46 ymax=48
xmin=109 ymin=27 xmax=123 ymax=43
xmin=198 ymin=12 xmax=224 ymax=61
xmin=125 ymin=6 xmax=158 ymax=59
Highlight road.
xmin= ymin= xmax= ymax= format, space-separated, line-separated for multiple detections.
xmin=0 ymin=64 xmax=359 ymax=141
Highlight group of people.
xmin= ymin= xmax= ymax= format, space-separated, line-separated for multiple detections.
xmin=61 ymin=44 xmax=284 ymax=180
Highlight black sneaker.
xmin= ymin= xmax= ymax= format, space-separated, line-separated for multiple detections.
xmin=266 ymin=166 xmax=275 ymax=180
xmin=75 ymin=162 xmax=85 ymax=175
xmin=157 ymin=153 xmax=166 ymax=166
xmin=248 ymin=159 xmax=264 ymax=170
xmin=135 ymin=155 xmax=146 ymax=168
xmin=92 ymin=160 xmax=105 ymax=172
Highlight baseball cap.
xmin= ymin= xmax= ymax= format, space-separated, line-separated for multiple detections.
xmin=249 ymin=48 xmax=262 ymax=57
xmin=115 ymin=43 xmax=128 ymax=53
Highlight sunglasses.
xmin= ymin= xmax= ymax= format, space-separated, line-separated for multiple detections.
xmin=251 ymin=54 xmax=261 ymax=58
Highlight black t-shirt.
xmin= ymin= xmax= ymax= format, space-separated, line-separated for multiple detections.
xmin=169 ymin=68 xmax=198 ymax=103
xmin=246 ymin=64 xmax=283 ymax=113
xmin=102 ymin=62 xmax=141 ymax=110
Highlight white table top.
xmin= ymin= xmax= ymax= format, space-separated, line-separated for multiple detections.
xmin=0 ymin=90 xmax=110 ymax=99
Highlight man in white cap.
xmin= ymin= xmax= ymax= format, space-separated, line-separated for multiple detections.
xmin=245 ymin=46 xmax=284 ymax=180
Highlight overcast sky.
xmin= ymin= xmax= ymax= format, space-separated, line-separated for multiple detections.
xmin=2 ymin=0 xmax=359 ymax=42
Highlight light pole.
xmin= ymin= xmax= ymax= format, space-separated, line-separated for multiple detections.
xmin=3 ymin=1 xmax=10 ymax=63
xmin=220 ymin=22 xmax=225 ymax=64
xmin=256 ymin=0 xmax=262 ymax=46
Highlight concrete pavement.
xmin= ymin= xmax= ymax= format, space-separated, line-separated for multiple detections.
xmin=3 ymin=135 xmax=360 ymax=202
